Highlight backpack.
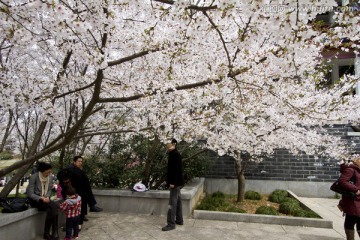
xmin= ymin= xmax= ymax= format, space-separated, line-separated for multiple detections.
xmin=0 ymin=197 xmax=29 ymax=213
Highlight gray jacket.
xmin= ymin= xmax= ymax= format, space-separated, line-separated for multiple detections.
xmin=26 ymin=172 xmax=53 ymax=202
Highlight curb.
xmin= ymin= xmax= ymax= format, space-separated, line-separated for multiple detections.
xmin=193 ymin=191 xmax=333 ymax=229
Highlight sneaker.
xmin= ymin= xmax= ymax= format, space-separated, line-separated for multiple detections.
xmin=89 ymin=206 xmax=103 ymax=212
xmin=162 ymin=225 xmax=175 ymax=231
xmin=73 ymin=236 xmax=79 ymax=239
xmin=175 ymin=221 xmax=183 ymax=225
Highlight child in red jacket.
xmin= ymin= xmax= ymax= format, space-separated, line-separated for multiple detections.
xmin=59 ymin=186 xmax=82 ymax=240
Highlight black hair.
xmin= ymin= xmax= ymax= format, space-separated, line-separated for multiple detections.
xmin=37 ymin=162 xmax=52 ymax=173
xmin=73 ymin=155 xmax=82 ymax=162
xmin=171 ymin=138 xmax=177 ymax=144
xmin=66 ymin=185 xmax=77 ymax=196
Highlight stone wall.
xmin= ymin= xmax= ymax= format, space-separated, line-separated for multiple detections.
xmin=205 ymin=124 xmax=360 ymax=182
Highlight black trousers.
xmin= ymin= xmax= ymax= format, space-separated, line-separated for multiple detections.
xmin=345 ymin=214 xmax=360 ymax=230
xmin=29 ymin=198 xmax=58 ymax=219
xmin=166 ymin=187 xmax=183 ymax=227
xmin=65 ymin=215 xmax=80 ymax=238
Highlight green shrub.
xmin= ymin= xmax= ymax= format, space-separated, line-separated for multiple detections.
xmin=282 ymin=197 xmax=300 ymax=205
xmin=279 ymin=201 xmax=301 ymax=215
xmin=225 ymin=206 xmax=246 ymax=213
xmin=268 ymin=189 xmax=289 ymax=203
xmin=255 ymin=206 xmax=279 ymax=215
xmin=0 ymin=151 xmax=13 ymax=160
xmin=211 ymin=191 xmax=225 ymax=199
xmin=245 ymin=191 xmax=262 ymax=200
xmin=293 ymin=209 xmax=321 ymax=218
xmin=83 ymin=134 xmax=211 ymax=189
xmin=196 ymin=195 xmax=228 ymax=211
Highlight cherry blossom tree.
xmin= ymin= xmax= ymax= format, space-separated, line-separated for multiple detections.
xmin=0 ymin=0 xmax=359 ymax=197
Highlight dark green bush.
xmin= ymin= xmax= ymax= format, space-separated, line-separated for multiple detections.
xmin=0 ymin=151 xmax=13 ymax=160
xmin=211 ymin=191 xmax=225 ymax=199
xmin=83 ymin=134 xmax=211 ymax=189
xmin=268 ymin=189 xmax=289 ymax=203
xmin=293 ymin=209 xmax=321 ymax=218
xmin=255 ymin=206 xmax=279 ymax=215
xmin=282 ymin=197 xmax=300 ymax=205
xmin=196 ymin=195 xmax=228 ymax=211
xmin=225 ymin=206 xmax=246 ymax=213
xmin=279 ymin=200 xmax=301 ymax=215
xmin=245 ymin=191 xmax=262 ymax=200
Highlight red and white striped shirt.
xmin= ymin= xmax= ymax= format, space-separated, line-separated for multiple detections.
xmin=59 ymin=194 xmax=82 ymax=218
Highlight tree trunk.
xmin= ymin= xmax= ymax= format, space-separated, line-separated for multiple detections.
xmin=237 ymin=173 xmax=245 ymax=202
xmin=0 ymin=121 xmax=48 ymax=197
xmin=0 ymin=110 xmax=14 ymax=153
xmin=234 ymin=157 xmax=245 ymax=202
xmin=234 ymin=151 xmax=251 ymax=202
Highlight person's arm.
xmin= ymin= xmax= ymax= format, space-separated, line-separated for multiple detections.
xmin=59 ymin=201 xmax=68 ymax=211
xmin=338 ymin=168 xmax=359 ymax=194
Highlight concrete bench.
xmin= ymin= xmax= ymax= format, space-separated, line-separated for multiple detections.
xmin=93 ymin=177 xmax=204 ymax=217
xmin=0 ymin=206 xmax=65 ymax=240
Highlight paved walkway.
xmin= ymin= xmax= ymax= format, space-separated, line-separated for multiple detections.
xmin=35 ymin=198 xmax=347 ymax=240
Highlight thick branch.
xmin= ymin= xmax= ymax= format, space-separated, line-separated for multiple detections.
xmin=153 ymin=0 xmax=217 ymax=11
xmin=107 ymin=48 xmax=161 ymax=67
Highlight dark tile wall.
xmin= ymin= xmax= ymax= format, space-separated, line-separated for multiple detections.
xmin=205 ymin=124 xmax=360 ymax=182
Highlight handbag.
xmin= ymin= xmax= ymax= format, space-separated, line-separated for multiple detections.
xmin=0 ymin=197 xmax=30 ymax=213
xmin=330 ymin=171 xmax=356 ymax=197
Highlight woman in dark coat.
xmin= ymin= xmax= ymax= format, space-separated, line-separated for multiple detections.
xmin=338 ymin=157 xmax=360 ymax=240
xmin=26 ymin=162 xmax=59 ymax=240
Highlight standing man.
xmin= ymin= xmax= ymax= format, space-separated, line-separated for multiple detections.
xmin=162 ymin=139 xmax=184 ymax=231
xmin=66 ymin=156 xmax=102 ymax=230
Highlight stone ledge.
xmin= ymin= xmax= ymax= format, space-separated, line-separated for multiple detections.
xmin=0 ymin=205 xmax=65 ymax=240
xmin=193 ymin=210 xmax=333 ymax=228
xmin=0 ymin=208 xmax=40 ymax=228
xmin=92 ymin=177 xmax=204 ymax=217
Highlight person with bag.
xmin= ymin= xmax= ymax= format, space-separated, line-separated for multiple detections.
xmin=338 ymin=156 xmax=360 ymax=240
xmin=26 ymin=162 xmax=59 ymax=240
xmin=336 ymin=159 xmax=353 ymax=212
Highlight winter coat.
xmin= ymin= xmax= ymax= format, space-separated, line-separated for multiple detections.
xmin=26 ymin=172 xmax=54 ymax=202
xmin=338 ymin=164 xmax=360 ymax=216
xmin=59 ymin=194 xmax=82 ymax=218
xmin=166 ymin=148 xmax=184 ymax=187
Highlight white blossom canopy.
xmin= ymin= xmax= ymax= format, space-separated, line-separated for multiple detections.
xmin=0 ymin=0 xmax=359 ymax=166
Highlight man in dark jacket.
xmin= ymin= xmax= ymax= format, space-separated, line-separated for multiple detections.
xmin=64 ymin=156 xmax=102 ymax=229
xmin=162 ymin=139 xmax=184 ymax=231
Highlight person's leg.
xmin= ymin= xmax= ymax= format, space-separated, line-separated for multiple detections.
xmin=47 ymin=201 xmax=59 ymax=240
xmin=175 ymin=188 xmax=183 ymax=225
xmin=355 ymin=216 xmax=360 ymax=237
xmin=73 ymin=215 xmax=80 ymax=238
xmin=88 ymin=190 xmax=102 ymax=212
xmin=162 ymin=187 xmax=179 ymax=231
xmin=38 ymin=200 xmax=55 ymax=240
xmin=79 ymin=195 xmax=88 ymax=229
xmin=345 ymin=214 xmax=356 ymax=240
xmin=43 ymin=217 xmax=52 ymax=240
xmin=65 ymin=218 xmax=73 ymax=240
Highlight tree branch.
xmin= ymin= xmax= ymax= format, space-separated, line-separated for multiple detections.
xmin=107 ymin=48 xmax=161 ymax=67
